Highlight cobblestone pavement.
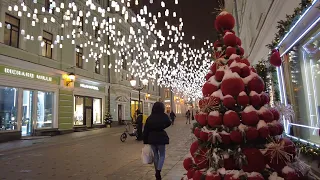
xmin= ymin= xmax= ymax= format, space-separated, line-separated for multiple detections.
xmin=0 ymin=118 xmax=194 ymax=180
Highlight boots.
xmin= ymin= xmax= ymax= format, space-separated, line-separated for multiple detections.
xmin=155 ymin=170 xmax=161 ymax=180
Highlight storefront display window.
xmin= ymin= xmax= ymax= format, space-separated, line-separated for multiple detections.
xmin=74 ymin=96 xmax=101 ymax=126
xmin=37 ymin=91 xmax=53 ymax=128
xmin=93 ymin=98 xmax=101 ymax=124
xmin=131 ymin=100 xmax=142 ymax=120
xmin=0 ymin=86 xmax=18 ymax=131
xmin=281 ymin=29 xmax=320 ymax=144
xmin=74 ymin=96 xmax=84 ymax=125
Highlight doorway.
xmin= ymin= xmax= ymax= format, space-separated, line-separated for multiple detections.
xmin=22 ymin=90 xmax=34 ymax=136
xmin=118 ymin=104 xmax=123 ymax=125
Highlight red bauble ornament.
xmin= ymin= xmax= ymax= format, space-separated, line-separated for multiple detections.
xmin=258 ymin=107 xmax=274 ymax=123
xmin=247 ymin=77 xmax=265 ymax=94
xmin=237 ymin=46 xmax=244 ymax=56
xmin=246 ymin=127 xmax=259 ymax=141
xmin=202 ymin=82 xmax=218 ymax=97
xmin=230 ymin=130 xmax=243 ymax=144
xmin=240 ymin=66 xmax=251 ymax=78
xmin=221 ymin=77 xmax=245 ymax=97
xmin=210 ymin=63 xmax=217 ymax=75
xmin=215 ymin=11 xmax=235 ymax=31
xmin=190 ymin=141 xmax=199 ymax=157
xmin=241 ymin=59 xmax=250 ymax=66
xmin=258 ymin=126 xmax=270 ymax=139
xmin=223 ymin=95 xmax=236 ymax=109
xmin=275 ymin=123 xmax=284 ymax=135
xmin=208 ymin=111 xmax=222 ymax=127
xmin=242 ymin=148 xmax=266 ymax=172
xmin=200 ymin=131 xmax=209 ymax=141
xmin=197 ymin=113 xmax=208 ymax=126
xmin=269 ymin=124 xmax=280 ymax=136
xmin=194 ymin=149 xmax=209 ymax=169
xmin=187 ymin=168 xmax=196 ymax=179
xmin=270 ymin=108 xmax=280 ymax=120
xmin=227 ymin=59 xmax=234 ymax=67
xmin=242 ymin=106 xmax=259 ymax=126
xmin=270 ymin=50 xmax=282 ymax=67
xmin=205 ymin=71 xmax=214 ymax=81
xmin=226 ymin=47 xmax=237 ymax=57
xmin=193 ymin=170 xmax=204 ymax=180
xmin=260 ymin=92 xmax=270 ymax=106
xmin=215 ymin=70 xmax=225 ymax=82
xmin=230 ymin=66 xmax=241 ymax=75
xmin=250 ymin=93 xmax=261 ymax=108
xmin=281 ymin=138 xmax=296 ymax=157
xmin=224 ymin=33 xmax=237 ymax=46
xmin=223 ymin=110 xmax=240 ymax=128
xmin=237 ymin=92 xmax=249 ymax=106
xmin=194 ymin=127 xmax=201 ymax=138
xmin=220 ymin=132 xmax=231 ymax=145
xmin=183 ymin=157 xmax=193 ymax=171
xmin=214 ymin=40 xmax=222 ymax=49
xmin=236 ymin=37 xmax=242 ymax=46
xmin=205 ymin=173 xmax=221 ymax=180
xmin=251 ymin=67 xmax=257 ymax=73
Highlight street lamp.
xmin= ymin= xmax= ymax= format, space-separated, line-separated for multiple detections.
xmin=130 ymin=77 xmax=148 ymax=113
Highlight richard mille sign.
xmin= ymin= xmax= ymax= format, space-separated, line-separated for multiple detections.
xmin=2 ymin=67 xmax=53 ymax=82
xmin=79 ymin=83 xmax=99 ymax=91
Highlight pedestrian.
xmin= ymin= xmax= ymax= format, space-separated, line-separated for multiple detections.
xmin=136 ymin=110 xmax=143 ymax=141
xmin=186 ymin=110 xmax=191 ymax=124
xmin=143 ymin=102 xmax=171 ymax=180
xmin=169 ymin=110 xmax=176 ymax=125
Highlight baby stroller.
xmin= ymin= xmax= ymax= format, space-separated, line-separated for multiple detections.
xmin=120 ymin=120 xmax=138 ymax=142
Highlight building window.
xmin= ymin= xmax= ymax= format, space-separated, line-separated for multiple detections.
xmin=42 ymin=31 xmax=53 ymax=58
xmin=4 ymin=14 xmax=20 ymax=48
xmin=45 ymin=0 xmax=54 ymax=13
xmin=95 ymin=59 xmax=100 ymax=74
xmin=95 ymin=0 xmax=101 ymax=4
xmin=165 ymin=89 xmax=170 ymax=98
xmin=0 ymin=86 xmax=18 ymax=131
xmin=95 ymin=24 xmax=100 ymax=39
xmin=122 ymin=54 xmax=127 ymax=70
xmin=76 ymin=46 xmax=83 ymax=68
xmin=74 ymin=96 xmax=101 ymax=126
xmin=78 ymin=13 xmax=84 ymax=31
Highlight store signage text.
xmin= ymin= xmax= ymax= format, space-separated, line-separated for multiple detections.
xmin=80 ymin=83 xmax=99 ymax=91
xmin=4 ymin=68 xmax=52 ymax=82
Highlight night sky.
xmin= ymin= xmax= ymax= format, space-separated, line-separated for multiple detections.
xmin=131 ymin=0 xmax=223 ymax=49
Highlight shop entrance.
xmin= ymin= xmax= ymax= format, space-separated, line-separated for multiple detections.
xmin=118 ymin=104 xmax=123 ymax=124
xmin=22 ymin=90 xmax=34 ymax=136
xmin=74 ymin=96 xmax=102 ymax=127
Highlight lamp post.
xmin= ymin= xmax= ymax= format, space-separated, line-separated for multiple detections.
xmin=130 ymin=77 xmax=148 ymax=113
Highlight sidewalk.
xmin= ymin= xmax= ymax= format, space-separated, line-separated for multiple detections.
xmin=0 ymin=118 xmax=194 ymax=180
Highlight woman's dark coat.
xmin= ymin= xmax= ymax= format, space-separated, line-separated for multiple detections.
xmin=143 ymin=113 xmax=171 ymax=145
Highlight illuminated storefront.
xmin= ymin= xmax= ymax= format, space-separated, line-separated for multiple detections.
xmin=0 ymin=65 xmax=59 ymax=137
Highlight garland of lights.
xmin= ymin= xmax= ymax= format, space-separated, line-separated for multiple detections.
xmin=2 ymin=0 xmax=213 ymax=99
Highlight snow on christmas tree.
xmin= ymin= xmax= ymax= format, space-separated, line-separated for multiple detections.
xmin=182 ymin=11 xmax=304 ymax=180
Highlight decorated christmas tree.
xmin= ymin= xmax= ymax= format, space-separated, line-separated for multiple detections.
xmin=182 ymin=11 xmax=306 ymax=180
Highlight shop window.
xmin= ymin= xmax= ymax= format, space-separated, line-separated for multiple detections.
xmin=37 ymin=91 xmax=53 ymax=128
xmin=165 ymin=89 xmax=170 ymax=98
xmin=4 ymin=14 xmax=20 ymax=48
xmin=131 ymin=100 xmax=142 ymax=120
xmin=78 ymin=14 xmax=84 ymax=31
xmin=122 ymin=54 xmax=127 ymax=70
xmin=281 ymin=30 xmax=320 ymax=144
xmin=76 ymin=46 xmax=83 ymax=68
xmin=0 ymin=86 xmax=18 ymax=131
xmin=93 ymin=99 xmax=101 ymax=124
xmin=95 ymin=58 xmax=100 ymax=74
xmin=42 ymin=31 xmax=53 ymax=58
xmin=74 ymin=96 xmax=84 ymax=125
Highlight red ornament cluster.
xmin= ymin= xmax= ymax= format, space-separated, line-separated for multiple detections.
xmin=183 ymin=11 xmax=299 ymax=180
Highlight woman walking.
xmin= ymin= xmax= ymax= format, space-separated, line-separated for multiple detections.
xmin=143 ymin=102 xmax=171 ymax=180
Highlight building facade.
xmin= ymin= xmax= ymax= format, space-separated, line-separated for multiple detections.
xmin=0 ymin=0 xmax=160 ymax=142
xmin=225 ymin=0 xmax=301 ymax=64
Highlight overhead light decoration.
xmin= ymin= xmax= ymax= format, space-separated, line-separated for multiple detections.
xmin=4 ymin=0 xmax=213 ymax=99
